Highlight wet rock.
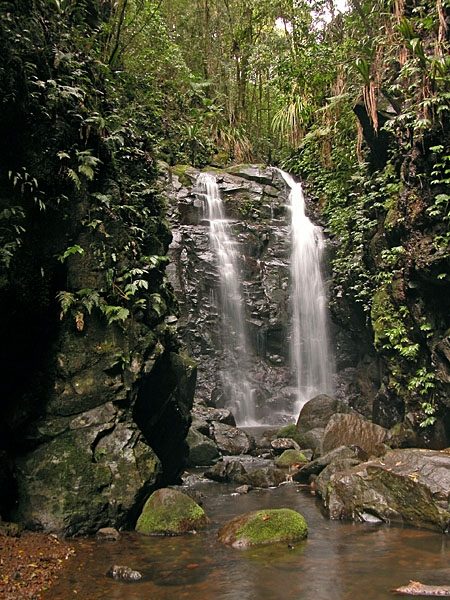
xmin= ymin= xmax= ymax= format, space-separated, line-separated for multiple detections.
xmin=186 ymin=428 xmax=220 ymax=466
xmin=107 ymin=565 xmax=142 ymax=582
xmin=235 ymin=484 xmax=252 ymax=494
xmin=218 ymin=508 xmax=308 ymax=549
xmin=324 ymin=448 xmax=450 ymax=532
xmin=275 ymin=450 xmax=308 ymax=468
xmin=271 ymin=438 xmax=300 ymax=454
xmin=96 ymin=527 xmax=120 ymax=541
xmin=204 ymin=460 xmax=248 ymax=483
xmin=136 ymin=488 xmax=208 ymax=536
xmin=296 ymin=428 xmax=325 ymax=455
xmin=293 ymin=445 xmax=364 ymax=482
xmin=321 ymin=413 xmax=388 ymax=456
xmin=314 ymin=459 xmax=362 ymax=498
xmin=211 ymin=423 xmax=255 ymax=455
xmin=296 ymin=395 xmax=345 ymax=433
xmin=245 ymin=467 xmax=287 ymax=488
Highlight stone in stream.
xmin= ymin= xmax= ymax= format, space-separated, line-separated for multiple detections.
xmin=96 ymin=527 xmax=120 ymax=541
xmin=274 ymin=449 xmax=308 ymax=468
xmin=107 ymin=565 xmax=142 ymax=582
xmin=218 ymin=508 xmax=308 ymax=549
xmin=135 ymin=488 xmax=208 ymax=536
xmin=324 ymin=448 xmax=450 ymax=532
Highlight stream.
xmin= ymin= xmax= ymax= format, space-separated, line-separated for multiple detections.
xmin=45 ymin=475 xmax=449 ymax=600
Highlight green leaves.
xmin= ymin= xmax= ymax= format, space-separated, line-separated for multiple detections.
xmin=58 ymin=244 xmax=84 ymax=263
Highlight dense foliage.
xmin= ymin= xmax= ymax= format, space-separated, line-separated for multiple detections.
xmin=0 ymin=0 xmax=449 ymax=437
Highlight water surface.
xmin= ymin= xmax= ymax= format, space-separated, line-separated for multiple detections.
xmin=45 ymin=480 xmax=449 ymax=600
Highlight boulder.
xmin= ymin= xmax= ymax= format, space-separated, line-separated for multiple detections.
xmin=96 ymin=527 xmax=120 ymax=541
xmin=245 ymin=467 xmax=287 ymax=488
xmin=211 ymin=422 xmax=255 ymax=455
xmin=293 ymin=445 xmax=364 ymax=482
xmin=204 ymin=460 xmax=248 ymax=483
xmin=275 ymin=450 xmax=308 ymax=468
xmin=324 ymin=449 xmax=450 ymax=532
xmin=191 ymin=405 xmax=236 ymax=427
xmin=271 ymin=438 xmax=300 ymax=454
xmin=135 ymin=488 xmax=208 ymax=536
xmin=314 ymin=459 xmax=362 ymax=498
xmin=321 ymin=413 xmax=388 ymax=456
xmin=296 ymin=428 xmax=325 ymax=455
xmin=186 ymin=428 xmax=220 ymax=466
xmin=14 ymin=424 xmax=161 ymax=535
xmin=296 ymin=395 xmax=344 ymax=433
xmin=204 ymin=459 xmax=286 ymax=487
xmin=218 ymin=508 xmax=308 ymax=548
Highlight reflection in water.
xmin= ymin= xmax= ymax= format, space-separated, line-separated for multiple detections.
xmin=45 ymin=482 xmax=450 ymax=600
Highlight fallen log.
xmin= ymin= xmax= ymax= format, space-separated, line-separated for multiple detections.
xmin=393 ymin=581 xmax=450 ymax=596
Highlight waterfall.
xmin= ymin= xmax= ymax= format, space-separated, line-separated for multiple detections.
xmin=197 ymin=173 xmax=255 ymax=426
xmin=278 ymin=169 xmax=334 ymax=414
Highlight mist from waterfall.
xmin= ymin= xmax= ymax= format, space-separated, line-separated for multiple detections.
xmin=278 ymin=169 xmax=334 ymax=414
xmin=197 ymin=173 xmax=255 ymax=425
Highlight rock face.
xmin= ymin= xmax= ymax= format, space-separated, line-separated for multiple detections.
xmin=321 ymin=413 xmax=388 ymax=456
xmin=323 ymin=449 xmax=450 ymax=532
xmin=218 ymin=508 xmax=308 ymax=548
xmin=135 ymin=488 xmax=208 ymax=535
xmin=164 ymin=164 xmax=297 ymax=424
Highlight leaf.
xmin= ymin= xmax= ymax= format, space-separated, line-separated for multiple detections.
xmin=58 ymin=244 xmax=84 ymax=263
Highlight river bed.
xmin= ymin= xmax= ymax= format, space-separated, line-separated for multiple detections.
xmin=44 ymin=477 xmax=449 ymax=600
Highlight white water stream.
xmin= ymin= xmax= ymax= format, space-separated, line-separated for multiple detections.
xmin=197 ymin=173 xmax=255 ymax=425
xmin=278 ymin=169 xmax=334 ymax=414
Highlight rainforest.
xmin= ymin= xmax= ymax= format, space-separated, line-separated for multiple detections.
xmin=0 ymin=0 xmax=449 ymax=598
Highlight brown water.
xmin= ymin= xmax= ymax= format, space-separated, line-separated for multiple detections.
xmin=45 ymin=480 xmax=449 ymax=600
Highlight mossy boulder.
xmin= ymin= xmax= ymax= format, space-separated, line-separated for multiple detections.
xmin=218 ymin=508 xmax=308 ymax=549
xmin=324 ymin=449 xmax=450 ymax=532
xmin=136 ymin=488 xmax=208 ymax=536
xmin=14 ymin=422 xmax=161 ymax=535
xmin=275 ymin=449 xmax=308 ymax=468
xmin=187 ymin=428 xmax=220 ymax=466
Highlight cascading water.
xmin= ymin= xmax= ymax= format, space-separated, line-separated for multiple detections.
xmin=197 ymin=173 xmax=255 ymax=425
xmin=278 ymin=169 xmax=334 ymax=414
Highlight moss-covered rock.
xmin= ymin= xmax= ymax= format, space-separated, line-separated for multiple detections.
xmin=218 ymin=508 xmax=308 ymax=549
xmin=275 ymin=449 xmax=308 ymax=468
xmin=187 ymin=428 xmax=220 ymax=466
xmin=14 ymin=424 xmax=161 ymax=535
xmin=136 ymin=488 xmax=208 ymax=536
xmin=323 ymin=448 xmax=450 ymax=532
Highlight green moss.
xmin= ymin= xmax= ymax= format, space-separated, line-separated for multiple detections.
xmin=234 ymin=509 xmax=308 ymax=547
xmin=275 ymin=450 xmax=308 ymax=468
xmin=170 ymin=164 xmax=193 ymax=187
xmin=136 ymin=488 xmax=208 ymax=535
xmin=276 ymin=424 xmax=303 ymax=446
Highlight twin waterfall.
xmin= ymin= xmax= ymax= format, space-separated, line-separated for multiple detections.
xmin=198 ymin=170 xmax=333 ymax=425
xmin=279 ymin=170 xmax=334 ymax=410
xmin=198 ymin=173 xmax=255 ymax=425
